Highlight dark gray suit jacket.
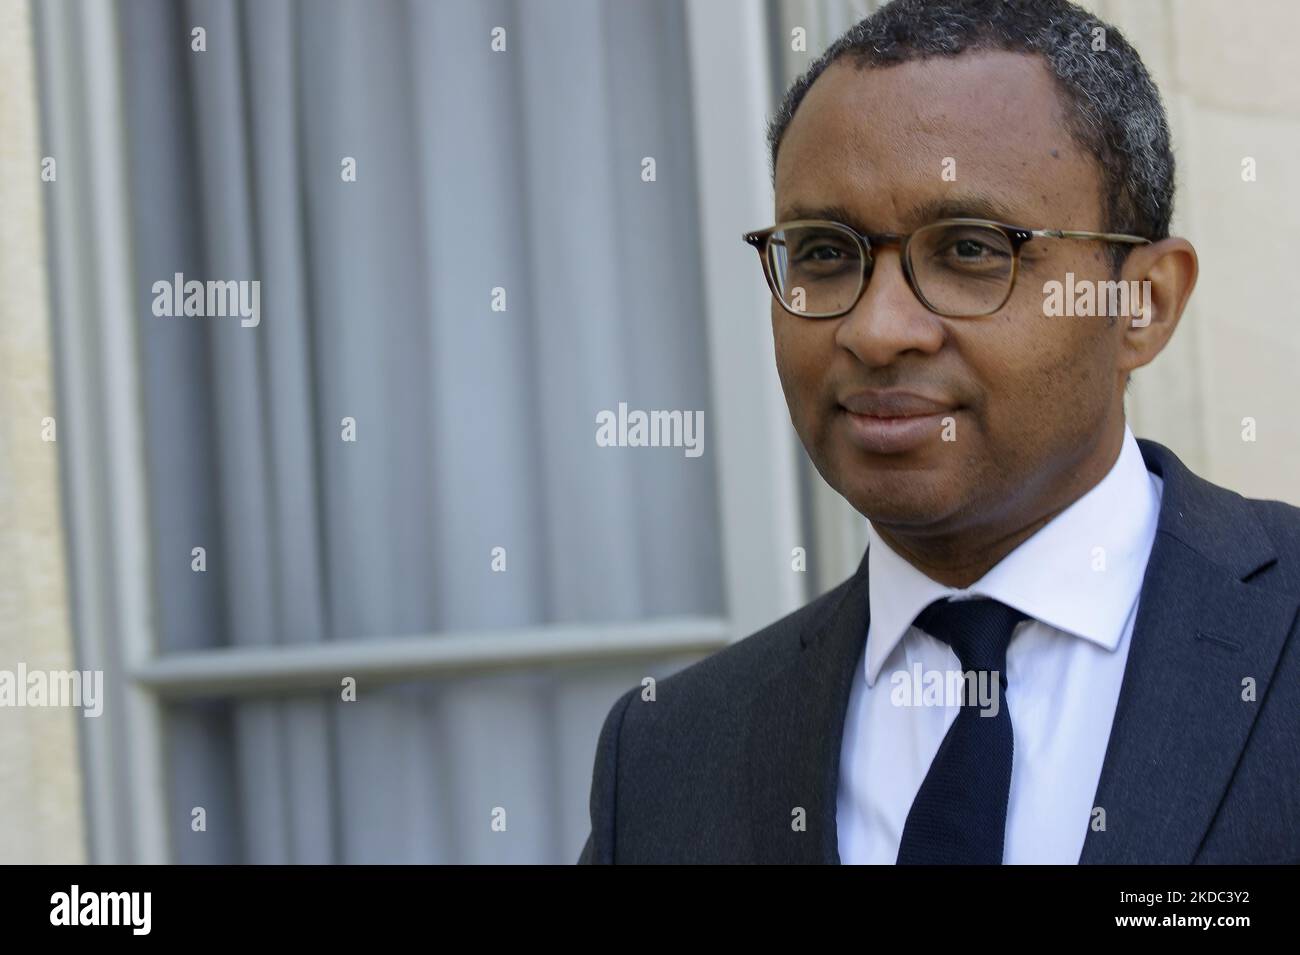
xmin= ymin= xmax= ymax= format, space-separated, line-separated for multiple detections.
xmin=577 ymin=439 xmax=1300 ymax=863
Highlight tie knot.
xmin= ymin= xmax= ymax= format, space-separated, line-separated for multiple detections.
xmin=912 ymin=596 xmax=1029 ymax=674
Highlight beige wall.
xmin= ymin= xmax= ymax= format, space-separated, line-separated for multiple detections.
xmin=0 ymin=0 xmax=86 ymax=864
xmin=1092 ymin=0 xmax=1300 ymax=503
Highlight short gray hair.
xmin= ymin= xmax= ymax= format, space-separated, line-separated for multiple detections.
xmin=766 ymin=0 xmax=1175 ymax=271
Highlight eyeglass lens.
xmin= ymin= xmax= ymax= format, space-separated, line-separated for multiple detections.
xmin=767 ymin=221 xmax=1015 ymax=317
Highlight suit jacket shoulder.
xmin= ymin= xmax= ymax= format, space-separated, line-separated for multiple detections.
xmin=580 ymin=438 xmax=1300 ymax=864
xmin=1080 ymin=440 xmax=1300 ymax=863
xmin=577 ymin=568 xmax=863 ymax=863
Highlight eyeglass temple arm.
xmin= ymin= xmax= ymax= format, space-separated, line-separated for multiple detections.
xmin=1030 ymin=228 xmax=1151 ymax=245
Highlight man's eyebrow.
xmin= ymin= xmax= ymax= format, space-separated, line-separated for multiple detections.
xmin=776 ymin=195 xmax=1031 ymax=231
xmin=906 ymin=195 xmax=1029 ymax=228
xmin=776 ymin=202 xmax=864 ymax=227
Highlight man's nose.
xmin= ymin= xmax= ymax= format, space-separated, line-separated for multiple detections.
xmin=833 ymin=248 xmax=946 ymax=367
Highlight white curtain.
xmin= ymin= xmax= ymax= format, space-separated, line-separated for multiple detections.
xmin=38 ymin=0 xmax=723 ymax=863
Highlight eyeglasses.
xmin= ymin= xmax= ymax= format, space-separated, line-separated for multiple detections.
xmin=742 ymin=217 xmax=1151 ymax=318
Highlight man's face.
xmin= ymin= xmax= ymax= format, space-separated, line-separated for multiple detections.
xmin=773 ymin=51 xmax=1128 ymax=540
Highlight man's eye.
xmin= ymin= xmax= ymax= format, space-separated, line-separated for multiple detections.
xmin=931 ymin=236 xmax=1012 ymax=270
xmin=794 ymin=243 xmax=849 ymax=263
xmin=950 ymin=238 xmax=997 ymax=260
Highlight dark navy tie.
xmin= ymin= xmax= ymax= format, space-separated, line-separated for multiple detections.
xmin=896 ymin=596 xmax=1030 ymax=864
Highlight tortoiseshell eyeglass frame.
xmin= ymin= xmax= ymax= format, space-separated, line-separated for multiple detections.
xmin=741 ymin=217 xmax=1152 ymax=318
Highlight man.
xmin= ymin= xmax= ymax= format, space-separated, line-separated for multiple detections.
xmin=578 ymin=0 xmax=1300 ymax=863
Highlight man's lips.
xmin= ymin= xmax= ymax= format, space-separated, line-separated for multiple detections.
xmin=837 ymin=390 xmax=958 ymax=454
xmin=839 ymin=390 xmax=956 ymax=417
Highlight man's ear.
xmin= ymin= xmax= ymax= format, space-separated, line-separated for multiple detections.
xmin=1116 ymin=237 xmax=1198 ymax=379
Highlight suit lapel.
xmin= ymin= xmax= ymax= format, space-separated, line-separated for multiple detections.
xmin=1080 ymin=439 xmax=1299 ymax=862
xmin=746 ymin=549 xmax=871 ymax=863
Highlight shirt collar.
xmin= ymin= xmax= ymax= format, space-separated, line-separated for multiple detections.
xmin=864 ymin=423 xmax=1163 ymax=686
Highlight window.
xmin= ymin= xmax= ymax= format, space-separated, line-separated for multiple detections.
xmin=36 ymin=0 xmax=806 ymax=863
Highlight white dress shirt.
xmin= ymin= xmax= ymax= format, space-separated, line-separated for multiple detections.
xmin=836 ymin=423 xmax=1164 ymax=863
